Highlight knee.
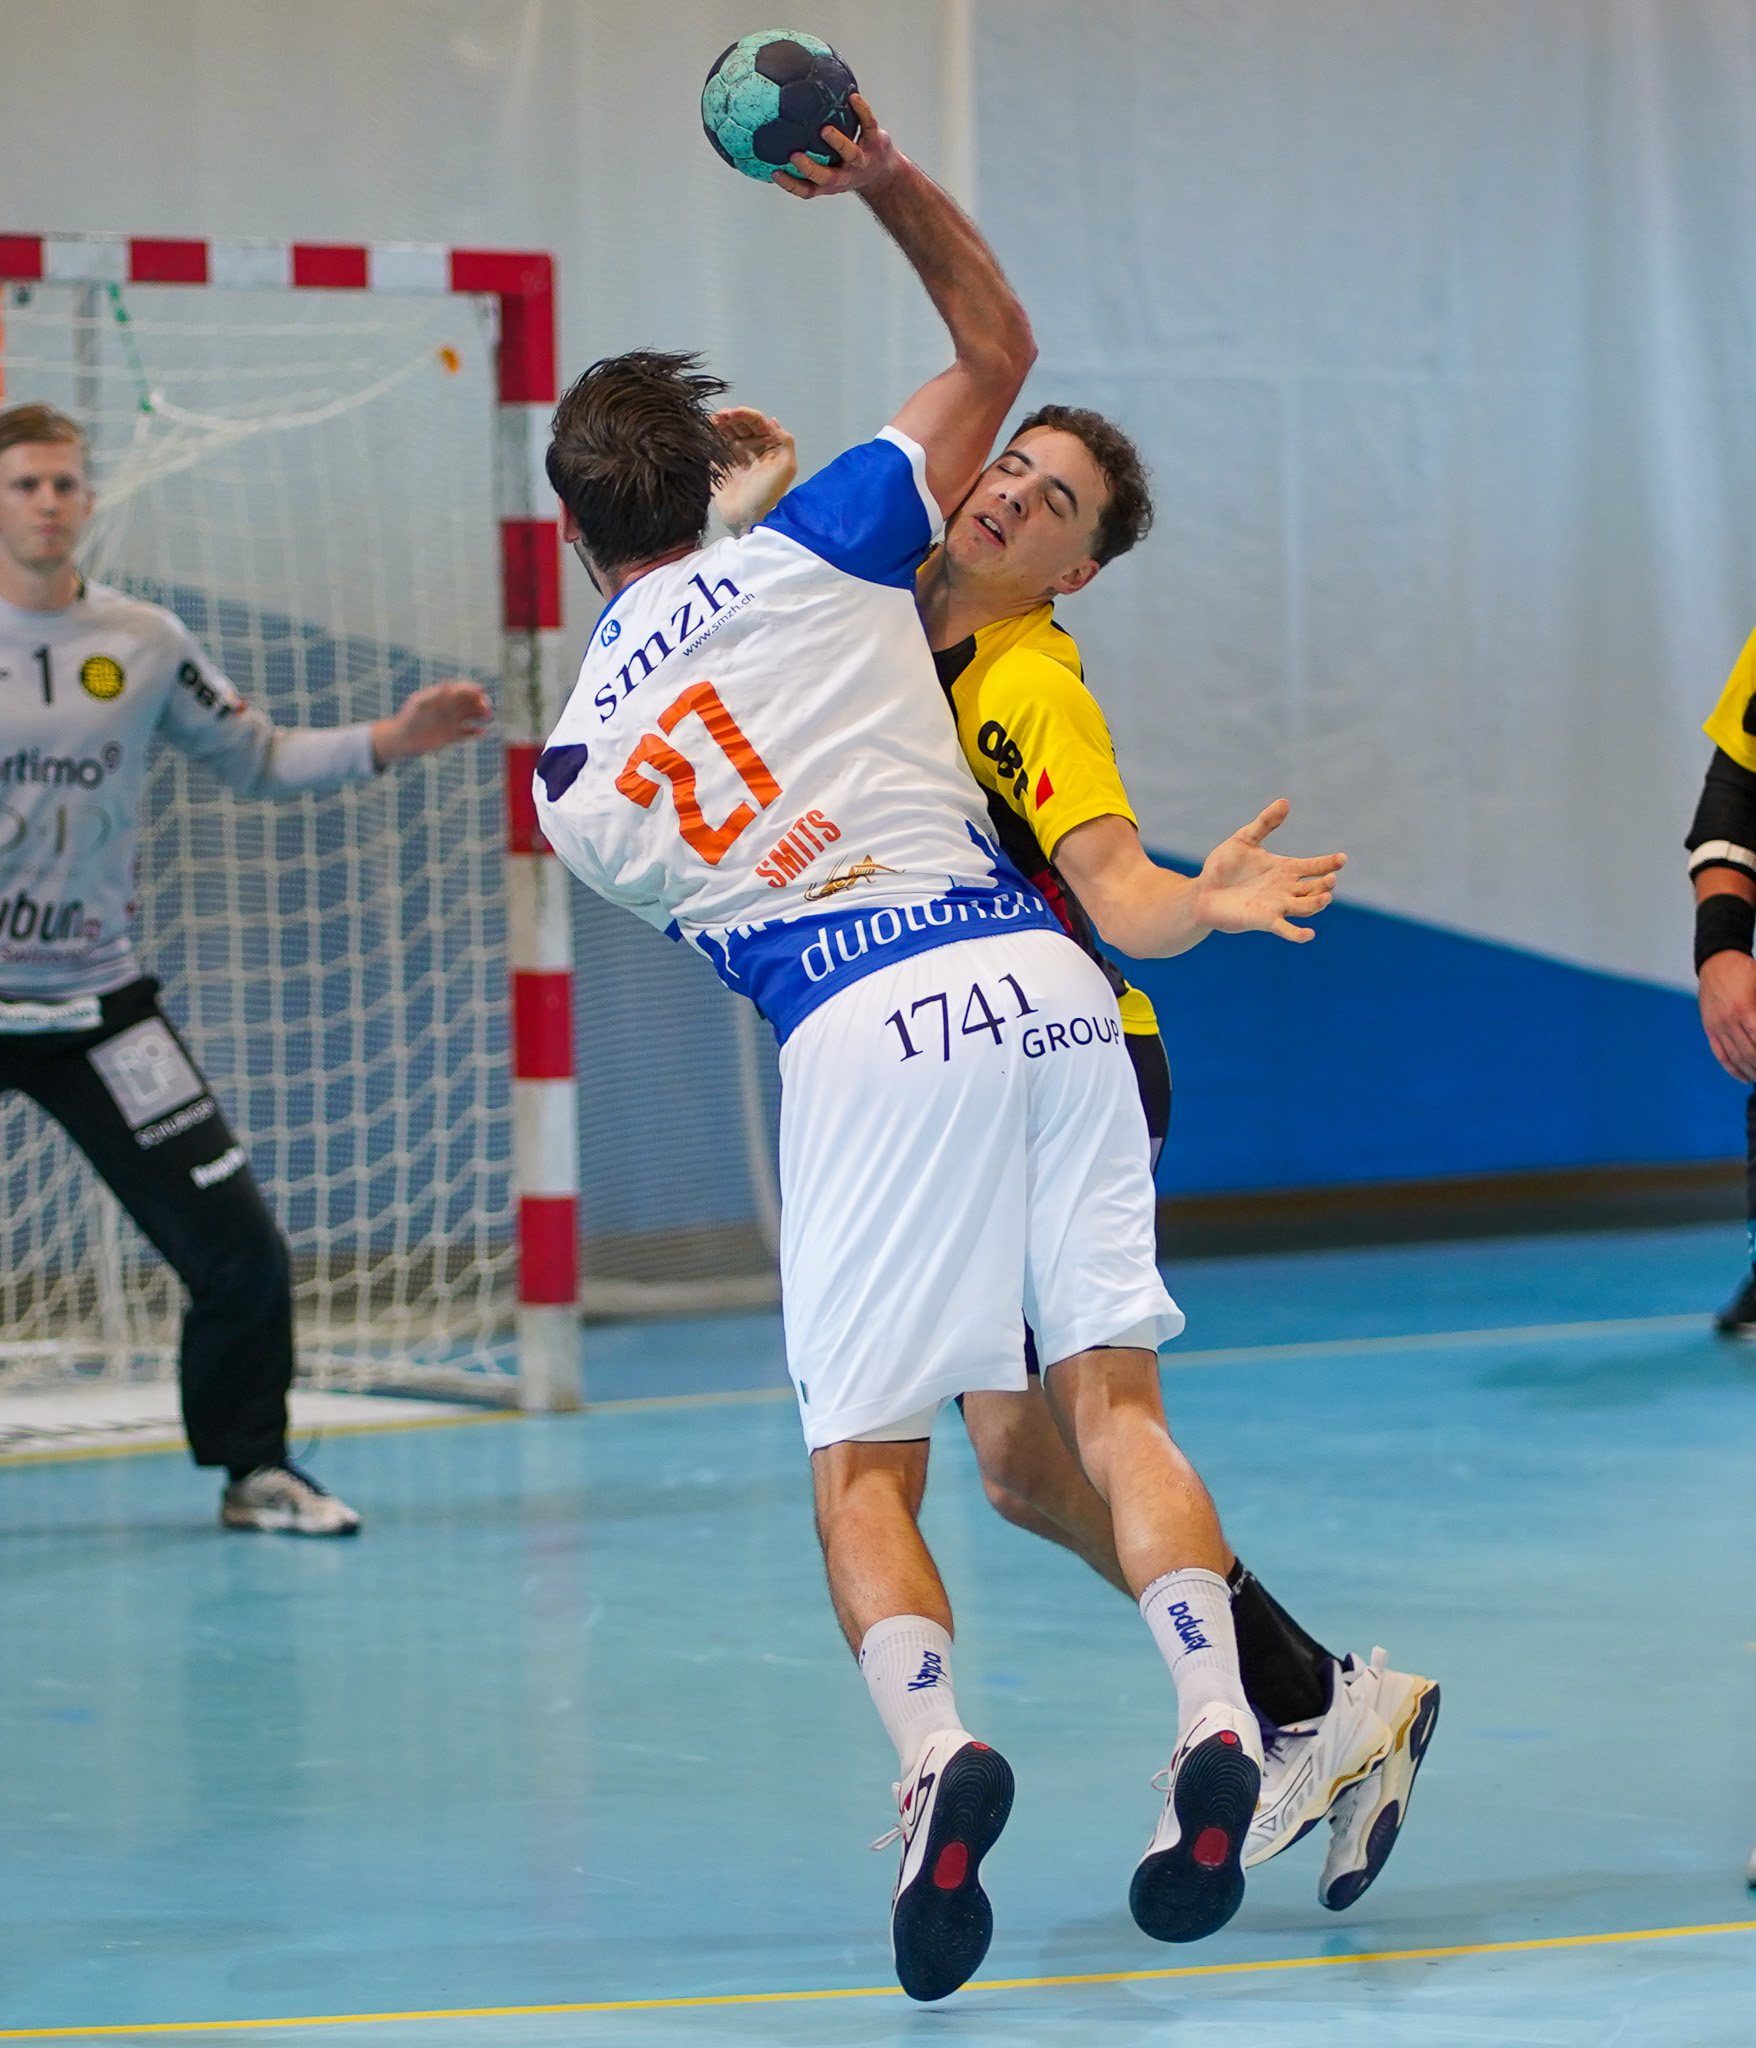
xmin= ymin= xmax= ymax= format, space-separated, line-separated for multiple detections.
xmin=980 ymin=1473 xmax=1042 ymax=1532
xmin=811 ymin=1441 xmax=929 ymax=1546
xmin=962 ymin=1392 xmax=1049 ymax=1492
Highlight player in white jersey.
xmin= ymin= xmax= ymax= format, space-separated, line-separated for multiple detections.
xmin=535 ymin=99 xmax=1343 ymax=1998
xmin=0 ymin=402 xmax=489 ymax=1535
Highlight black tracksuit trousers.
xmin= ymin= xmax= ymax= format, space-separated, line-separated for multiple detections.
xmin=1 ymin=978 xmax=291 ymax=1472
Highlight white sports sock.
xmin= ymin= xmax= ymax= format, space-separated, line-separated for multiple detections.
xmin=1139 ymin=1567 xmax=1250 ymax=1735
xmin=859 ymin=1615 xmax=965 ymax=1772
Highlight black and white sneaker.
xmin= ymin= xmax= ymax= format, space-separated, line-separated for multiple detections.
xmin=1714 ymin=1269 xmax=1756 ymax=1339
xmin=1130 ymin=1702 xmax=1263 ymax=1944
xmin=873 ymin=1730 xmax=1014 ymax=2002
xmin=1317 ymin=1649 xmax=1440 ymax=1911
xmin=221 ymin=1460 xmax=362 ymax=1536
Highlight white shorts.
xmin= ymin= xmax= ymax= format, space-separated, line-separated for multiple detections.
xmin=777 ymin=927 xmax=1183 ymax=1451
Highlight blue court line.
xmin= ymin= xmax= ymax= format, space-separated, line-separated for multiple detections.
xmin=2 ymin=1920 xmax=1752 ymax=2037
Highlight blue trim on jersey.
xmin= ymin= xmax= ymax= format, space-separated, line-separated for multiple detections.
xmin=696 ymin=879 xmax=1061 ymax=1043
xmin=758 ymin=438 xmax=936 ymax=591
xmin=536 ymin=743 xmax=589 ymax=802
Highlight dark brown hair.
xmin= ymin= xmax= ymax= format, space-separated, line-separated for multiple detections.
xmin=1010 ymin=403 xmax=1152 ymax=567
xmin=0 ymin=402 xmax=87 ymax=465
xmin=546 ymin=350 xmax=728 ymax=577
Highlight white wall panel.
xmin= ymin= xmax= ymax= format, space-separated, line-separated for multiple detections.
xmin=980 ymin=0 xmax=1756 ymax=990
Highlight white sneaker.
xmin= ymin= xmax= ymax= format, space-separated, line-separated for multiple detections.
xmin=871 ymin=1730 xmax=1014 ymax=2003
xmin=1318 ymin=1649 xmax=1440 ymax=1911
xmin=1244 ymin=1661 xmax=1393 ymax=1869
xmin=1745 ymin=1841 xmax=1756 ymax=1891
xmin=1130 ymin=1701 xmax=1263 ymax=1944
xmin=220 ymin=1461 xmax=361 ymax=1537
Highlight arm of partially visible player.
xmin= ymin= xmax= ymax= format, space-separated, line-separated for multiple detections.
xmin=1688 ymin=745 xmax=1756 ymax=1082
xmin=1053 ymin=803 xmax=1346 ymax=960
xmin=161 ymin=623 xmax=490 ymax=793
xmin=369 ymin=681 xmax=493 ymax=767
xmin=775 ymin=94 xmax=1035 ymax=515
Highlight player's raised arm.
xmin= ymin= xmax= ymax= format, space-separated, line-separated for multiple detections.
xmin=776 ymin=95 xmax=1035 ymax=515
xmin=1054 ymin=801 xmax=1347 ymax=959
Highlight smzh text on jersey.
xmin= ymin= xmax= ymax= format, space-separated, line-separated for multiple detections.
xmin=591 ymin=570 xmax=752 ymax=723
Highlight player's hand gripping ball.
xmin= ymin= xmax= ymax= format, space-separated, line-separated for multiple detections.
xmin=701 ymin=30 xmax=860 ymax=182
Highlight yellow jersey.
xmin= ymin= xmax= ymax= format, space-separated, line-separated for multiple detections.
xmin=930 ymin=598 xmax=1159 ymax=1036
xmin=1704 ymin=623 xmax=1756 ymax=770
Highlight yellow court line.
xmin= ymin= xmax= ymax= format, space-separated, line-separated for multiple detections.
xmin=4 ymin=1919 xmax=1753 ymax=2037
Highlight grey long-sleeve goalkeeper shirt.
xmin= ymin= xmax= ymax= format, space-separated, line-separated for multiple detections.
xmin=0 ymin=580 xmax=378 ymax=1003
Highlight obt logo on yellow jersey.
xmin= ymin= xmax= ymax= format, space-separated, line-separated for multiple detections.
xmin=535 ymin=429 xmax=1057 ymax=1039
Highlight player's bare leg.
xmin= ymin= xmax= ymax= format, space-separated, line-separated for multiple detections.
xmin=812 ymin=1436 xmax=1013 ymax=2000
xmin=811 ymin=1439 xmax=948 ymax=1647
xmin=1042 ymin=1349 xmax=1228 ymax=1586
xmin=960 ymin=1385 xmax=1129 ymax=1592
xmin=973 ymin=1369 xmax=1427 ymax=1906
xmin=1043 ymin=1345 xmax=1259 ymax=1941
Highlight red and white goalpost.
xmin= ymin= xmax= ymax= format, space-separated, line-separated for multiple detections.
xmin=0 ymin=233 xmax=581 ymax=1409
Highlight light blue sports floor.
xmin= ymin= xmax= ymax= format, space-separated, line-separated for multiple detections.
xmin=3 ymin=1222 xmax=1755 ymax=2046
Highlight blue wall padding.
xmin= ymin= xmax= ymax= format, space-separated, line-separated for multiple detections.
xmin=1118 ymin=864 xmax=1743 ymax=1194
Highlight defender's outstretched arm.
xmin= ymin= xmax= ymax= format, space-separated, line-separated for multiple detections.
xmin=776 ymin=94 xmax=1035 ymax=515
xmin=1055 ymin=801 xmax=1346 ymax=960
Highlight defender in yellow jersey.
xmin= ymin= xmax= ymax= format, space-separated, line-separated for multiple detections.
xmin=931 ymin=596 xmax=1162 ymax=1037
xmin=1688 ymin=623 xmax=1756 ymax=1334
xmin=716 ymin=402 xmax=1439 ymax=1914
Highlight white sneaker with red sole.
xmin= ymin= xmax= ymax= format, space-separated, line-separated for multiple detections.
xmin=1130 ymin=1701 xmax=1263 ymax=1944
xmin=872 ymin=1730 xmax=1014 ymax=2003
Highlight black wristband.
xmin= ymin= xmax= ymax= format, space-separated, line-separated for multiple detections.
xmin=1694 ymin=892 xmax=1756 ymax=972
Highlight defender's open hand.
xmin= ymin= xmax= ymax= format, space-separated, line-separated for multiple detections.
xmin=710 ymin=406 xmax=798 ymax=534
xmin=1193 ymin=799 xmax=1346 ymax=943
xmin=773 ymin=95 xmax=898 ymax=199
xmin=371 ymin=680 xmax=493 ymax=765
xmin=1699 ymin=948 xmax=1756 ymax=1082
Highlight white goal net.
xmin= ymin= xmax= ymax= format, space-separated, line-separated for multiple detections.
xmin=0 ymin=279 xmax=517 ymax=1395
xmin=0 ymin=273 xmax=787 ymax=1407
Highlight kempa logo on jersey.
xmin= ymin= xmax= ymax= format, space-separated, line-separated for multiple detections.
xmin=0 ymin=743 xmax=121 ymax=790
xmin=591 ymin=569 xmax=751 ymax=722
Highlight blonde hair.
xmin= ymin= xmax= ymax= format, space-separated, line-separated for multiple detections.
xmin=0 ymin=402 xmax=88 ymax=466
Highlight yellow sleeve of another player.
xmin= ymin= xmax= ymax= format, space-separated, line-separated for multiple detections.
xmin=964 ymin=648 xmax=1137 ymax=859
xmin=1703 ymin=624 xmax=1756 ymax=771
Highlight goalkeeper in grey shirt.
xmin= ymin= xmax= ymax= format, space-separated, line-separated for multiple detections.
xmin=0 ymin=402 xmax=490 ymax=1534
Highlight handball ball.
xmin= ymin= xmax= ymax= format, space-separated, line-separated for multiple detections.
xmin=702 ymin=30 xmax=860 ymax=183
